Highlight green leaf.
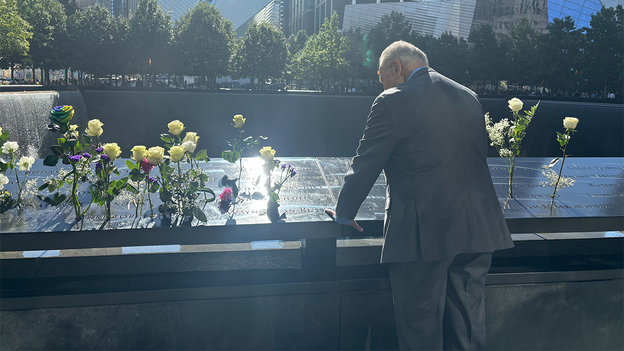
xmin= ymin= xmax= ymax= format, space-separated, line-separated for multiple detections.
xmin=57 ymin=137 xmax=66 ymax=146
xmin=38 ymin=183 xmax=49 ymax=191
xmin=193 ymin=207 xmax=208 ymax=222
xmin=270 ymin=191 xmax=279 ymax=202
xmin=160 ymin=134 xmax=174 ymax=142
xmin=65 ymin=139 xmax=77 ymax=148
xmin=43 ymin=154 xmax=59 ymax=167
xmin=113 ymin=169 xmax=120 ymax=176
xmin=51 ymin=145 xmax=64 ymax=155
xmin=222 ymin=150 xmax=239 ymax=163
xmin=196 ymin=149 xmax=207 ymax=161
xmin=125 ymin=160 xmax=137 ymax=170
xmin=48 ymin=184 xmax=57 ymax=192
xmin=129 ymin=169 xmax=145 ymax=182
xmin=200 ymin=188 xmax=216 ymax=202
xmin=82 ymin=136 xmax=92 ymax=146
xmin=150 ymin=183 xmax=160 ymax=193
xmin=53 ymin=193 xmax=67 ymax=204
xmin=126 ymin=183 xmax=139 ymax=194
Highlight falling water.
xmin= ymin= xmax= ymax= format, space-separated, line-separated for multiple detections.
xmin=0 ymin=90 xmax=88 ymax=158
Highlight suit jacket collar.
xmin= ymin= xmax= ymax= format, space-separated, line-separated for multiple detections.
xmin=408 ymin=67 xmax=435 ymax=82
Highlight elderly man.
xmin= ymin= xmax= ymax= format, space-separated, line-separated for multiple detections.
xmin=326 ymin=41 xmax=513 ymax=350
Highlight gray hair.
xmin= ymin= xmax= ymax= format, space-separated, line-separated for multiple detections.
xmin=379 ymin=40 xmax=429 ymax=69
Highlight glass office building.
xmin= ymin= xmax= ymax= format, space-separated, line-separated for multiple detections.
xmin=341 ymin=0 xmax=621 ymax=38
xmin=214 ymin=0 xmax=287 ymax=37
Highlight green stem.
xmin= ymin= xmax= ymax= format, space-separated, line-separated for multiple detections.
xmin=552 ymin=134 xmax=569 ymax=198
xmin=147 ymin=179 xmax=153 ymax=217
xmin=509 ymin=156 xmax=515 ymax=197
xmin=72 ymin=165 xmax=80 ymax=221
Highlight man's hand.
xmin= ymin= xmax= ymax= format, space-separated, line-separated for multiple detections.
xmin=324 ymin=209 xmax=364 ymax=232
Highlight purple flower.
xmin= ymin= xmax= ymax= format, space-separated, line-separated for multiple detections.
xmin=100 ymin=154 xmax=110 ymax=163
xmin=290 ymin=168 xmax=297 ymax=177
xmin=95 ymin=162 xmax=103 ymax=171
xmin=148 ymin=176 xmax=158 ymax=184
xmin=281 ymin=164 xmax=287 ymax=169
xmin=96 ymin=147 xmax=103 ymax=153
xmin=68 ymin=155 xmax=82 ymax=163
xmin=82 ymin=153 xmax=92 ymax=159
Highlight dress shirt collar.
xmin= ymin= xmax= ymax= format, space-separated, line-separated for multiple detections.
xmin=407 ymin=66 xmax=427 ymax=82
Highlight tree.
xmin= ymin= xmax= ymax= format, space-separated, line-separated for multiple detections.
xmin=507 ymin=18 xmax=542 ymax=85
xmin=0 ymin=0 xmax=32 ymax=80
xmin=284 ymin=29 xmax=308 ymax=85
xmin=128 ymin=0 xmax=173 ymax=83
xmin=467 ymin=24 xmax=512 ymax=86
xmin=343 ymin=27 xmax=369 ymax=85
xmin=538 ymin=16 xmax=584 ymax=93
xmin=366 ymin=11 xmax=412 ymax=69
xmin=424 ymin=32 xmax=470 ymax=85
xmin=57 ymin=0 xmax=78 ymax=16
xmin=175 ymin=1 xmax=234 ymax=88
xmin=17 ymin=0 xmax=67 ymax=84
xmin=296 ymin=12 xmax=347 ymax=87
xmin=583 ymin=5 xmax=623 ymax=96
xmin=287 ymin=29 xmax=308 ymax=57
xmin=67 ymin=4 xmax=115 ymax=84
xmin=232 ymin=22 xmax=287 ymax=90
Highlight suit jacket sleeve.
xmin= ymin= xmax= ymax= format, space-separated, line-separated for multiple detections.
xmin=335 ymin=95 xmax=398 ymax=220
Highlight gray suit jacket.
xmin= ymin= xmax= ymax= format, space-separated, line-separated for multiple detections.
xmin=335 ymin=68 xmax=513 ymax=263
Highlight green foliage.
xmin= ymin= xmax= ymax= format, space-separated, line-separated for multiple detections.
xmin=366 ymin=11 xmax=412 ymax=69
xmin=467 ymin=24 xmax=512 ymax=84
xmin=127 ymin=0 xmax=173 ymax=76
xmin=67 ymin=4 xmax=116 ymax=77
xmin=232 ymin=22 xmax=287 ymax=89
xmin=0 ymin=0 xmax=32 ymax=75
xmin=539 ymin=17 xmax=584 ymax=92
xmin=175 ymin=1 xmax=234 ymax=85
xmin=293 ymin=12 xmax=347 ymax=83
xmin=582 ymin=5 xmax=623 ymax=95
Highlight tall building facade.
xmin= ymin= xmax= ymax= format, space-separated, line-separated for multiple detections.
xmin=214 ymin=0 xmax=288 ymax=36
xmin=341 ymin=0 xmax=620 ymax=38
xmin=76 ymin=0 xmax=203 ymax=20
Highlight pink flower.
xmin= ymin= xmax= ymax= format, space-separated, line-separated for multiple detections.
xmin=219 ymin=188 xmax=233 ymax=202
xmin=141 ymin=158 xmax=154 ymax=173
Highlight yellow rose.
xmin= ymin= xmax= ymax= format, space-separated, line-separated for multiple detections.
xmin=69 ymin=124 xmax=79 ymax=138
xmin=259 ymin=146 xmax=276 ymax=161
xmin=507 ymin=98 xmax=523 ymax=113
xmin=102 ymin=143 xmax=122 ymax=161
xmin=0 ymin=127 xmax=3 ymax=134
xmin=168 ymin=120 xmax=185 ymax=136
xmin=85 ymin=119 xmax=104 ymax=137
xmin=131 ymin=145 xmax=148 ymax=162
xmin=181 ymin=140 xmax=197 ymax=153
xmin=169 ymin=145 xmax=186 ymax=162
xmin=183 ymin=132 xmax=199 ymax=144
xmin=233 ymin=114 xmax=246 ymax=129
xmin=563 ymin=117 xmax=579 ymax=130
xmin=147 ymin=146 xmax=165 ymax=165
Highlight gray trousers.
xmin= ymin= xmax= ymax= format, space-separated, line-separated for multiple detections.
xmin=387 ymin=252 xmax=492 ymax=350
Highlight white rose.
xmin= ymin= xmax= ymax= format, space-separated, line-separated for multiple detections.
xmin=181 ymin=140 xmax=196 ymax=153
xmin=2 ymin=141 xmax=18 ymax=154
xmin=508 ymin=98 xmax=523 ymax=112
xmin=0 ymin=174 xmax=8 ymax=190
xmin=563 ymin=117 xmax=579 ymax=130
xmin=18 ymin=156 xmax=35 ymax=171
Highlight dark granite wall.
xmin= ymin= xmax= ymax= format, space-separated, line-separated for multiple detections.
xmin=80 ymin=90 xmax=623 ymax=159
xmin=1 ymin=279 xmax=621 ymax=350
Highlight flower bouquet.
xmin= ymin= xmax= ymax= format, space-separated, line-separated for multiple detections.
xmin=485 ymin=98 xmax=539 ymax=197
xmin=541 ymin=117 xmax=579 ymax=199
xmin=221 ymin=114 xmax=267 ymax=200
xmin=258 ymin=146 xmax=297 ymax=223
xmin=0 ymin=128 xmax=35 ymax=212
xmin=156 ymin=120 xmax=215 ymax=225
